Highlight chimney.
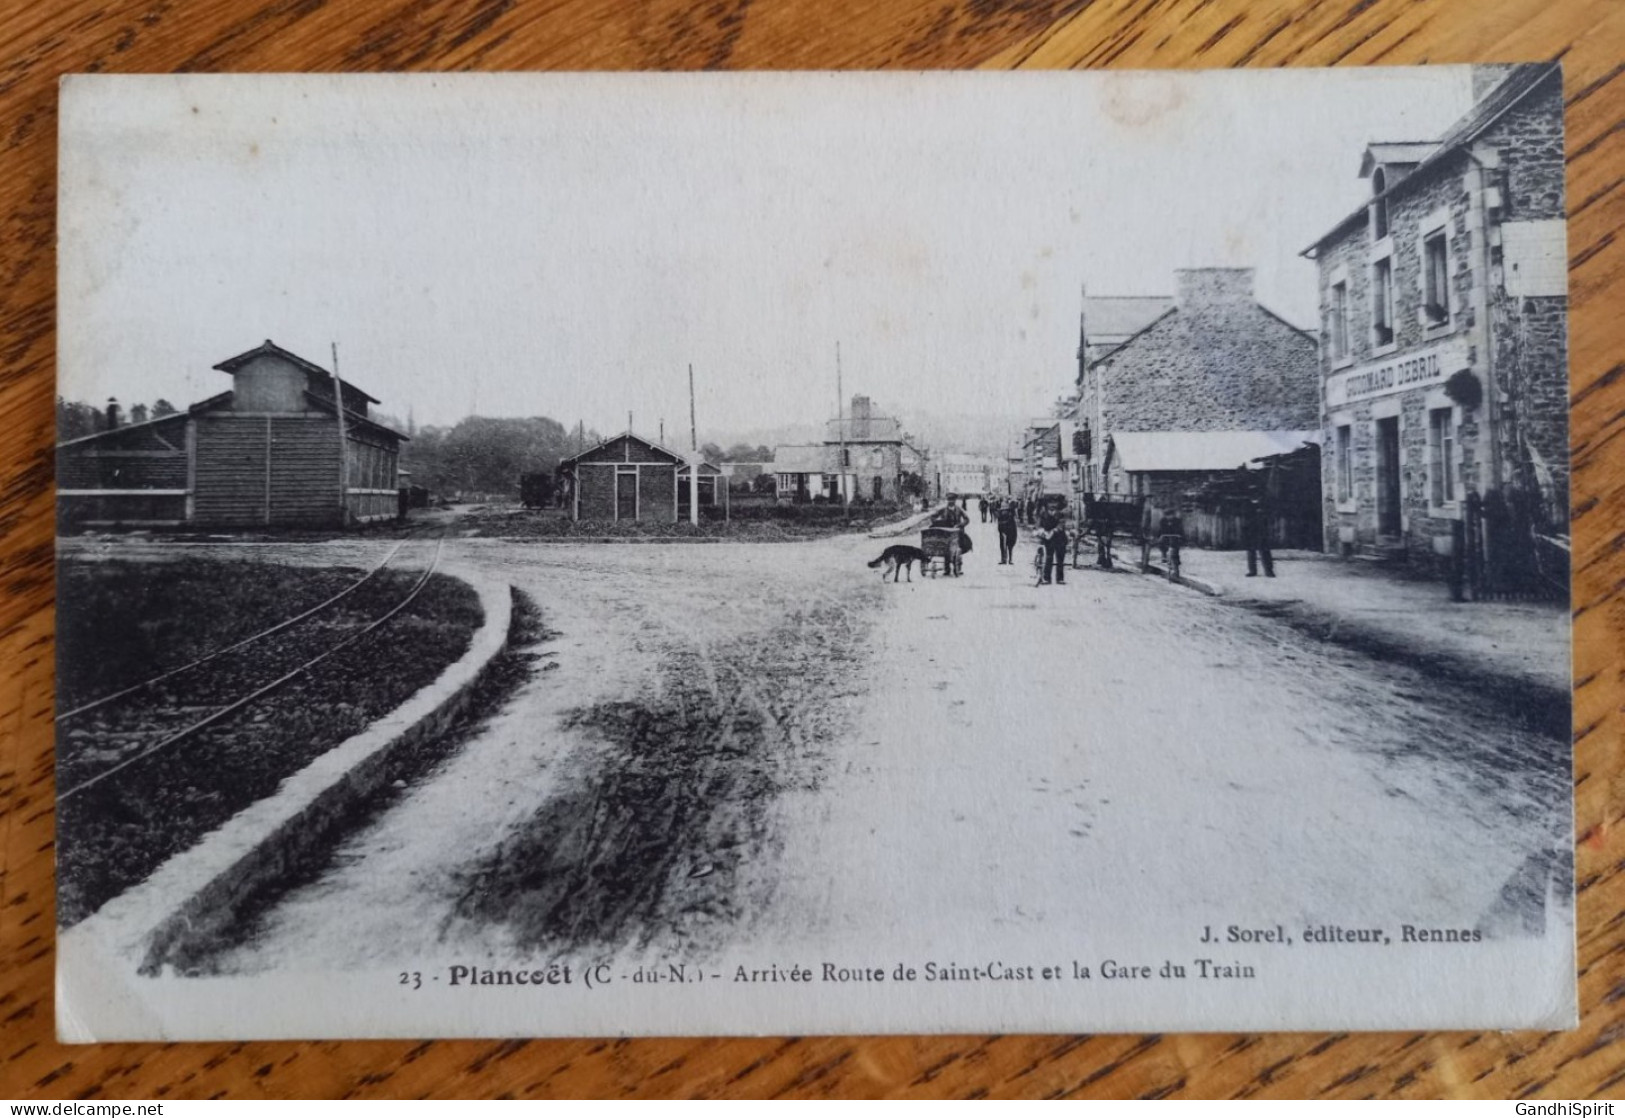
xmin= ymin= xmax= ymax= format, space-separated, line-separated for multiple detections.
xmin=1175 ymin=267 xmax=1254 ymax=310
xmin=129 ymin=402 xmax=149 ymax=425
xmin=850 ymin=395 xmax=873 ymax=439
xmin=105 ymin=397 xmax=121 ymax=430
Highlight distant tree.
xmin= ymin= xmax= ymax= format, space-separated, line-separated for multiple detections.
xmin=56 ymin=397 xmax=102 ymax=442
xmin=150 ymin=399 xmax=178 ymax=417
xmin=752 ymin=473 xmax=777 ymax=495
xmin=724 ymin=442 xmax=773 ymax=462
xmin=700 ymin=441 xmax=726 ymax=464
xmin=399 ymin=415 xmax=583 ymax=497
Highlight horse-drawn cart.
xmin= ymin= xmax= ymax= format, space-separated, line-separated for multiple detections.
xmin=920 ymin=526 xmax=963 ymax=577
xmin=1075 ymin=493 xmax=1146 ymax=570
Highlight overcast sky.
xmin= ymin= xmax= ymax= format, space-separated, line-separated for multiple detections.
xmin=60 ymin=69 xmax=1476 ymax=438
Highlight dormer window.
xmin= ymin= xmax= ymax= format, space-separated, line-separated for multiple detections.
xmin=1371 ymin=167 xmax=1390 ymax=240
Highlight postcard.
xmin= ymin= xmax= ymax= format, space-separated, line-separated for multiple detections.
xmin=55 ymin=67 xmax=1575 ymax=1039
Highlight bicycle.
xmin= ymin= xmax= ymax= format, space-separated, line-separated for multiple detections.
xmin=1158 ymin=532 xmax=1183 ymax=582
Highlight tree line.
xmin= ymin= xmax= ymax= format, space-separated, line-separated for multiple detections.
xmin=57 ymin=397 xmax=179 ymax=441
xmin=57 ymin=396 xmax=778 ymax=498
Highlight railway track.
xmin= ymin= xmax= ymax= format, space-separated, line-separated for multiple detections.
xmin=57 ymin=535 xmax=447 ymax=803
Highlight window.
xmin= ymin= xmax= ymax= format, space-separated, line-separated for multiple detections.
xmin=1371 ymin=168 xmax=1390 ymax=239
xmin=1428 ymin=407 xmax=1455 ymax=505
xmin=871 ymin=448 xmax=883 ymax=469
xmin=1329 ymin=281 xmax=1349 ymax=359
xmin=1336 ymin=424 xmax=1353 ymax=503
xmin=1372 ymin=257 xmax=1395 ymax=346
xmin=1423 ymin=230 xmax=1449 ymax=325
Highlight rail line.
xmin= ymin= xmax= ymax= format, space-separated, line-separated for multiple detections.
xmin=59 ymin=534 xmax=447 ymax=803
xmin=56 ymin=538 xmax=409 ymax=723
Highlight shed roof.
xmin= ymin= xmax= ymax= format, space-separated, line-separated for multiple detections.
xmin=772 ymin=444 xmax=827 ymax=473
xmin=677 ymin=460 xmax=723 ymax=476
xmin=559 ymin=430 xmax=692 ymax=467
xmin=213 ymin=339 xmax=382 ymax=405
xmin=55 ymin=408 xmax=190 ymax=450
xmin=301 ymin=391 xmax=408 ymax=441
xmin=1113 ymin=430 xmax=1321 ymax=473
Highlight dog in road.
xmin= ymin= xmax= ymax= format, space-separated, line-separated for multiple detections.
xmin=867 ymin=544 xmax=930 ymax=582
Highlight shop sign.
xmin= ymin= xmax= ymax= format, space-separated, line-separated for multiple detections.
xmin=1326 ymin=340 xmax=1467 ymax=408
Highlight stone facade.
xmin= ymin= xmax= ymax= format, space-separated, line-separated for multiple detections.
xmin=824 ymin=395 xmax=908 ymax=502
xmin=1307 ymin=64 xmax=1568 ymax=573
xmin=1072 ymin=267 xmax=1318 ymax=496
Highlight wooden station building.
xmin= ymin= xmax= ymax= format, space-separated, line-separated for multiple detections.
xmin=559 ymin=431 xmax=716 ymax=523
xmin=57 ymin=340 xmax=407 ymax=529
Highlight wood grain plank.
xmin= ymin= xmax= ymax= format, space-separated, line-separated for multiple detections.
xmin=2 ymin=0 xmax=1621 ymax=1099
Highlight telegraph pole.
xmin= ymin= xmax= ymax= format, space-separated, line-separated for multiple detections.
xmin=332 ymin=342 xmax=349 ymax=524
xmin=688 ymin=364 xmax=700 ymax=527
xmin=836 ymin=341 xmax=848 ymax=518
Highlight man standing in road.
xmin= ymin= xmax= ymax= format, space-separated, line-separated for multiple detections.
xmin=978 ymin=494 xmax=988 ymax=523
xmin=1239 ymin=463 xmax=1276 ymax=578
xmin=996 ymin=498 xmax=1018 ymax=564
xmin=932 ymin=495 xmax=972 ymax=576
xmin=1037 ymin=501 xmax=1069 ymax=585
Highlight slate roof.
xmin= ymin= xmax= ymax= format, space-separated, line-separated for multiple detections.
xmin=772 ymin=444 xmax=827 ymax=474
xmin=1084 ymin=296 xmax=1175 ymax=339
xmin=1304 ymin=64 xmax=1561 ymax=255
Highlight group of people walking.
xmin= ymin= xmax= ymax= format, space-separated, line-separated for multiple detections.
xmin=975 ymin=494 xmax=1045 ymax=527
xmin=947 ymin=493 xmax=1070 ymax=586
xmin=932 ymin=463 xmax=1280 ymax=589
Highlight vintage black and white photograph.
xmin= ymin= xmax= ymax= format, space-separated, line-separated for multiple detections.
xmin=54 ymin=67 xmax=1574 ymax=1040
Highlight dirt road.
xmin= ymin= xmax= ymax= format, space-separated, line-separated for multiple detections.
xmin=198 ymin=516 xmax=1569 ymax=976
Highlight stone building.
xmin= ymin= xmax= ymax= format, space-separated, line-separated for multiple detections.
xmin=823 ymin=395 xmax=909 ymax=503
xmin=1067 ymin=267 xmax=1320 ymax=508
xmin=1303 ymin=63 xmax=1568 ymax=580
xmin=57 ymin=339 xmax=406 ymax=529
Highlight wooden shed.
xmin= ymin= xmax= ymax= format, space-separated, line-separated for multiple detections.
xmin=559 ymin=432 xmax=693 ymax=523
xmin=57 ymin=340 xmax=407 ymax=529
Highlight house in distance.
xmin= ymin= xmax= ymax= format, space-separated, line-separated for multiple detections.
xmin=57 ymin=340 xmax=407 ymax=529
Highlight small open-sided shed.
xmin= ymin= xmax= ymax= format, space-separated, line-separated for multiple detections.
xmin=677 ymin=459 xmax=727 ymax=518
xmin=560 ymin=432 xmax=692 ymax=523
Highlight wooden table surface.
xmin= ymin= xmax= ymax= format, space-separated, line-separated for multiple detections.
xmin=2 ymin=0 xmax=1622 ymax=1100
